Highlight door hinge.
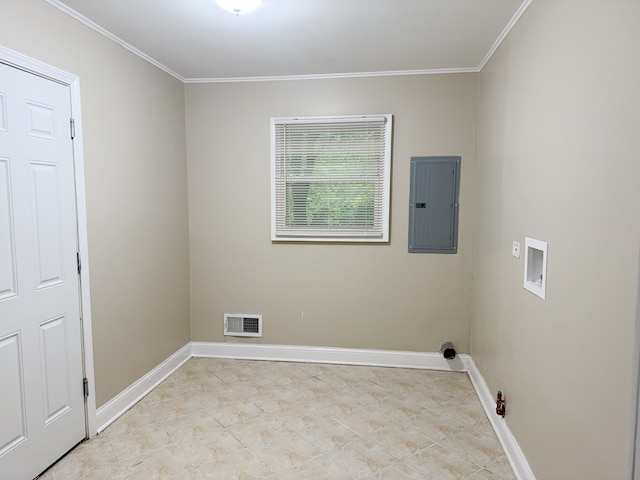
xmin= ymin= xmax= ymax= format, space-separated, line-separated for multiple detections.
xmin=76 ymin=252 xmax=81 ymax=275
xmin=70 ymin=118 xmax=75 ymax=140
xmin=83 ymin=378 xmax=89 ymax=397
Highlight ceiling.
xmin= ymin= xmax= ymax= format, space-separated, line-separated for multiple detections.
xmin=46 ymin=0 xmax=530 ymax=82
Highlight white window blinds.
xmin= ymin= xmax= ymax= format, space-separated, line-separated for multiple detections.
xmin=271 ymin=115 xmax=392 ymax=242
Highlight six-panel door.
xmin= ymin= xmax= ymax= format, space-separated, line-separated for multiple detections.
xmin=0 ymin=62 xmax=85 ymax=480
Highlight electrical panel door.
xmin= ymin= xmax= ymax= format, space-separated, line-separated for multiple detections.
xmin=408 ymin=156 xmax=460 ymax=253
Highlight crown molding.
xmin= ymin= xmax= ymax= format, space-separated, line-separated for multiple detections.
xmin=184 ymin=67 xmax=480 ymax=84
xmin=43 ymin=0 xmax=185 ymax=82
xmin=477 ymin=0 xmax=533 ymax=70
xmin=44 ymin=0 xmax=530 ymax=84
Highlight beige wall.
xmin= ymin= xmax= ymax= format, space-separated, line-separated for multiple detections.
xmin=7 ymin=2 xmax=638 ymax=475
xmin=0 ymin=0 xmax=191 ymax=407
xmin=186 ymin=75 xmax=477 ymax=352
xmin=471 ymin=1 xmax=640 ymax=478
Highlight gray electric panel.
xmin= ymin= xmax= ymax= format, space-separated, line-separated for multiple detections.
xmin=408 ymin=156 xmax=460 ymax=253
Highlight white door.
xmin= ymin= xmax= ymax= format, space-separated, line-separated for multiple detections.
xmin=0 ymin=63 xmax=86 ymax=480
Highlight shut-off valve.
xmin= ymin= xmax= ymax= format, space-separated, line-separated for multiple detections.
xmin=496 ymin=391 xmax=506 ymax=418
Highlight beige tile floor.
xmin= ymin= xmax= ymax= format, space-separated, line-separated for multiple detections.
xmin=39 ymin=358 xmax=515 ymax=480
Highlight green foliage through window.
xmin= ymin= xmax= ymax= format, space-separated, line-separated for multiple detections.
xmin=271 ymin=115 xmax=392 ymax=241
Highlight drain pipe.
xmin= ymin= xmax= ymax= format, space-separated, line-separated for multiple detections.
xmin=440 ymin=342 xmax=457 ymax=360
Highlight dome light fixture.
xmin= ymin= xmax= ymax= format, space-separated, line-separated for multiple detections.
xmin=216 ymin=0 xmax=262 ymax=15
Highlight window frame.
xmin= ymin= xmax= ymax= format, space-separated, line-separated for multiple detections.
xmin=270 ymin=114 xmax=393 ymax=243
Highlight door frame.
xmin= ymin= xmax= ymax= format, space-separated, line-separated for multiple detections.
xmin=629 ymin=250 xmax=640 ymax=479
xmin=0 ymin=45 xmax=97 ymax=437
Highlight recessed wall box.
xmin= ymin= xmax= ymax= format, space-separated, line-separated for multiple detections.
xmin=523 ymin=237 xmax=548 ymax=300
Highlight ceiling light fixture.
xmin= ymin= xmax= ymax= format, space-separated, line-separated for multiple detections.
xmin=216 ymin=0 xmax=262 ymax=15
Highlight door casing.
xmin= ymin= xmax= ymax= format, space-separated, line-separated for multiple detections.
xmin=629 ymin=251 xmax=640 ymax=479
xmin=0 ymin=44 xmax=97 ymax=437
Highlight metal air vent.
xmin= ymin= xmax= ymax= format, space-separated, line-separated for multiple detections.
xmin=223 ymin=313 xmax=262 ymax=337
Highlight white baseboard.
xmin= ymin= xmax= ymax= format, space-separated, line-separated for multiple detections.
xmin=95 ymin=343 xmax=191 ymax=433
xmin=191 ymin=342 xmax=471 ymax=372
xmin=93 ymin=341 xmax=533 ymax=479
xmin=467 ymin=358 xmax=536 ymax=480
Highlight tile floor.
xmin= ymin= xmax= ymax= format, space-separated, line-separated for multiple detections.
xmin=39 ymin=358 xmax=515 ymax=480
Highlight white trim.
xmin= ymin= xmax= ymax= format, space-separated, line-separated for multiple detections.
xmin=270 ymin=114 xmax=392 ymax=243
xmin=477 ymin=0 xmax=533 ymax=71
xmin=0 ymin=45 xmax=98 ymax=437
xmin=68 ymin=77 xmax=98 ymax=437
xmin=523 ymin=237 xmax=548 ymax=300
xmin=41 ymin=0 xmax=480 ymax=84
xmin=191 ymin=342 xmax=471 ymax=372
xmin=0 ymin=46 xmax=76 ymax=84
xmin=95 ymin=343 xmax=191 ymax=433
xmin=93 ymin=340 xmax=535 ymax=479
xmin=628 ymin=251 xmax=640 ymax=479
xmin=184 ymin=67 xmax=479 ymax=84
xmin=39 ymin=0 xmax=530 ymax=82
xmin=42 ymin=0 xmax=184 ymax=82
xmin=467 ymin=358 xmax=536 ymax=480
xmin=93 ymin=342 xmax=468 ymax=438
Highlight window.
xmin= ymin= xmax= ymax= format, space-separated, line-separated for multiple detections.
xmin=271 ymin=114 xmax=392 ymax=242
